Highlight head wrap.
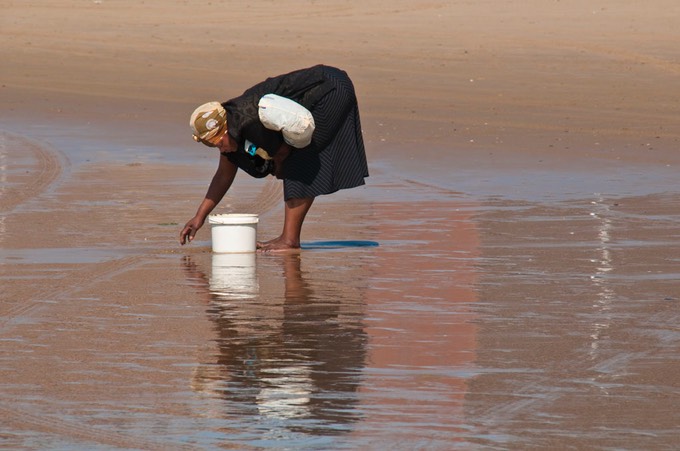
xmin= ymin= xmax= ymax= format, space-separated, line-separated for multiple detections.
xmin=189 ymin=101 xmax=227 ymax=144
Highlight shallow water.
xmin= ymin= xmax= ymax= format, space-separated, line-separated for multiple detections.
xmin=1 ymin=128 xmax=679 ymax=449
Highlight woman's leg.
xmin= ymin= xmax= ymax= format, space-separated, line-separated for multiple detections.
xmin=257 ymin=197 xmax=314 ymax=252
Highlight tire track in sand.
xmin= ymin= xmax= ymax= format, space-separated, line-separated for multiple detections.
xmin=0 ymin=134 xmax=151 ymax=330
xmin=0 ymin=131 xmax=65 ymax=214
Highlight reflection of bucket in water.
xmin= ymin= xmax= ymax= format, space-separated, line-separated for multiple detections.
xmin=210 ymin=252 xmax=258 ymax=299
xmin=208 ymin=213 xmax=258 ymax=253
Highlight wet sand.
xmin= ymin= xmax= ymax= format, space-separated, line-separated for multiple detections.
xmin=2 ymin=1 xmax=680 ymax=449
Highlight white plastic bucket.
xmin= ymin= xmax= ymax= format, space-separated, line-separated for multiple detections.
xmin=208 ymin=213 xmax=259 ymax=253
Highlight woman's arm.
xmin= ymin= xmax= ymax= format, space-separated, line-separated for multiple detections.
xmin=179 ymin=154 xmax=238 ymax=245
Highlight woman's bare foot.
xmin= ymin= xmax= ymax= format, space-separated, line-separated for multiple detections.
xmin=258 ymin=197 xmax=312 ymax=252
xmin=257 ymin=235 xmax=300 ymax=252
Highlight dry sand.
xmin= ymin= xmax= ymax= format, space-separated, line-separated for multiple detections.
xmin=1 ymin=1 xmax=679 ymax=448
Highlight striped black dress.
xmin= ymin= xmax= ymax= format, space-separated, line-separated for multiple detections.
xmin=282 ymin=66 xmax=369 ymax=200
xmin=223 ymin=65 xmax=369 ymax=201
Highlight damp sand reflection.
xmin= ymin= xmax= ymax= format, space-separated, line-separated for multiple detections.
xmin=182 ymin=252 xmax=368 ymax=441
xmin=180 ymin=195 xmax=482 ymax=448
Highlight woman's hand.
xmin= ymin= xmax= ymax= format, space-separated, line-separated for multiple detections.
xmin=179 ymin=215 xmax=205 ymax=245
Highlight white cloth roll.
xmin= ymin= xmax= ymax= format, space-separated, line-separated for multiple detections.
xmin=258 ymin=94 xmax=315 ymax=148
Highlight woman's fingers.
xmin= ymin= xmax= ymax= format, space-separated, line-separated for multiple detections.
xmin=179 ymin=225 xmax=193 ymax=245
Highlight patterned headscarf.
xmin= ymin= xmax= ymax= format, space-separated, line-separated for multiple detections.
xmin=189 ymin=101 xmax=227 ymax=145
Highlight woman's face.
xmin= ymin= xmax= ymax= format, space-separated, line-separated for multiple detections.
xmin=214 ymin=131 xmax=237 ymax=153
xmin=202 ymin=126 xmax=236 ymax=153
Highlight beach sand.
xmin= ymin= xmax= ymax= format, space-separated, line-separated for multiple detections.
xmin=1 ymin=1 xmax=679 ymax=448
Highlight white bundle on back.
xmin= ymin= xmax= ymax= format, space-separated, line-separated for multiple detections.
xmin=258 ymin=94 xmax=315 ymax=148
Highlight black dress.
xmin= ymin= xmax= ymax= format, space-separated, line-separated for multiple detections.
xmin=223 ymin=65 xmax=369 ymax=201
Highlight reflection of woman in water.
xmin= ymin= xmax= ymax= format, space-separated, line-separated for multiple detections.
xmin=179 ymin=65 xmax=369 ymax=252
xmin=182 ymin=254 xmax=367 ymax=434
